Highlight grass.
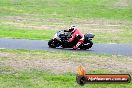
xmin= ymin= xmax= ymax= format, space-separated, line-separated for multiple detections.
xmin=93 ymin=26 xmax=132 ymax=44
xmin=0 ymin=0 xmax=132 ymax=87
xmin=0 ymin=49 xmax=132 ymax=88
xmin=0 ymin=0 xmax=132 ymax=43
xmin=0 ymin=0 xmax=132 ymax=20
xmin=0 ymin=69 xmax=75 ymax=88
xmin=1 ymin=69 xmax=132 ymax=88
xmin=0 ymin=24 xmax=132 ymax=43
xmin=0 ymin=49 xmax=132 ymax=73
xmin=0 ymin=24 xmax=55 ymax=40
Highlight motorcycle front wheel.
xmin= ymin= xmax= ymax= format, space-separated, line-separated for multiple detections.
xmin=48 ymin=39 xmax=57 ymax=48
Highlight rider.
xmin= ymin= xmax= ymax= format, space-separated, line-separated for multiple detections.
xmin=65 ymin=25 xmax=84 ymax=49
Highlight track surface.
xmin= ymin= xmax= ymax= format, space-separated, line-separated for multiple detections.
xmin=0 ymin=38 xmax=132 ymax=56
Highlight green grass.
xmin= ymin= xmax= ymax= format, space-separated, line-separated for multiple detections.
xmin=0 ymin=69 xmax=75 ymax=88
xmin=0 ymin=0 xmax=132 ymax=87
xmin=0 ymin=0 xmax=132 ymax=20
xmin=0 ymin=24 xmax=132 ymax=43
xmin=93 ymin=26 xmax=132 ymax=44
xmin=0 ymin=69 xmax=132 ymax=88
xmin=0 ymin=49 xmax=132 ymax=88
xmin=0 ymin=0 xmax=132 ymax=43
xmin=0 ymin=24 xmax=55 ymax=40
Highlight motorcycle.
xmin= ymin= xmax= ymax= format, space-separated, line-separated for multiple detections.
xmin=48 ymin=30 xmax=95 ymax=50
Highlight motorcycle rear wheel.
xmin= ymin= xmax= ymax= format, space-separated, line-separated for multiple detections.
xmin=80 ymin=40 xmax=93 ymax=50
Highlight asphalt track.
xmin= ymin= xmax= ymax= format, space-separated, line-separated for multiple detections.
xmin=0 ymin=38 xmax=132 ymax=56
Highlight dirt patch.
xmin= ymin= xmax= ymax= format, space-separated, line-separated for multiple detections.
xmin=0 ymin=52 xmax=79 ymax=74
xmin=2 ymin=16 xmax=26 ymax=21
xmin=76 ymin=18 xmax=132 ymax=26
xmin=73 ymin=19 xmax=132 ymax=33
xmin=1 ymin=16 xmax=131 ymax=31
xmin=0 ymin=16 xmax=62 ymax=24
xmin=114 ymin=0 xmax=130 ymax=8
xmin=0 ymin=22 xmax=61 ymax=30
xmin=86 ymin=58 xmax=132 ymax=73
xmin=2 ymin=59 xmax=79 ymax=74
xmin=1 ymin=52 xmax=132 ymax=74
xmin=0 ymin=16 xmax=67 ymax=30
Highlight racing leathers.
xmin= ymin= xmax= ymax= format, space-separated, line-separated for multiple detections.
xmin=69 ymin=28 xmax=84 ymax=49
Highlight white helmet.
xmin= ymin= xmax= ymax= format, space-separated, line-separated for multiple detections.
xmin=69 ymin=25 xmax=76 ymax=32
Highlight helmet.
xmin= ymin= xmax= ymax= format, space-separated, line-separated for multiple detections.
xmin=69 ymin=25 xmax=76 ymax=33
